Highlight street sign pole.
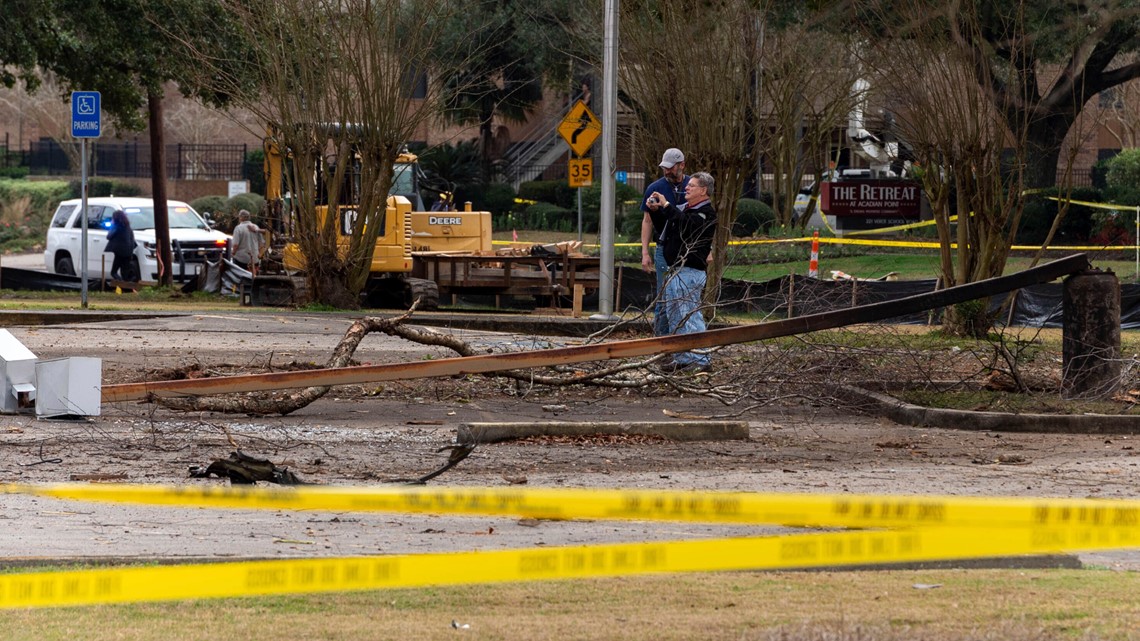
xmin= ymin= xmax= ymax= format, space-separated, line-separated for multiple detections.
xmin=80 ymin=139 xmax=88 ymax=308
xmin=71 ymin=91 xmax=101 ymax=309
xmin=577 ymin=180 xmax=583 ymax=243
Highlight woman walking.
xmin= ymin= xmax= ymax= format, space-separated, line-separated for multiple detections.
xmin=105 ymin=209 xmax=136 ymax=281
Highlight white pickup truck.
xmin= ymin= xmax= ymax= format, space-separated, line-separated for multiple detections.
xmin=43 ymin=196 xmax=231 ymax=282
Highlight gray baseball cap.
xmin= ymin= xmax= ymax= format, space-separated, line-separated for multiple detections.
xmin=659 ymin=148 xmax=685 ymax=169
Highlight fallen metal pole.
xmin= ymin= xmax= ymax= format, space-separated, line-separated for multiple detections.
xmin=102 ymin=254 xmax=1090 ymax=403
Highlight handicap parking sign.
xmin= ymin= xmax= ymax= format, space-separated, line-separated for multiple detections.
xmin=71 ymin=91 xmax=101 ymax=138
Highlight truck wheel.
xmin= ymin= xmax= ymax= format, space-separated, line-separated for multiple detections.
xmin=405 ymin=278 xmax=439 ymax=311
xmin=55 ymin=254 xmax=75 ymax=276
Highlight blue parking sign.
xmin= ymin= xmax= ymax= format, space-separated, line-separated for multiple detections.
xmin=71 ymin=91 xmax=101 ymax=138
xmin=616 ymin=171 xmax=628 ymax=184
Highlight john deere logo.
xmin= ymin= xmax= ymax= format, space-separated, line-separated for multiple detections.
xmin=429 ymin=216 xmax=462 ymax=225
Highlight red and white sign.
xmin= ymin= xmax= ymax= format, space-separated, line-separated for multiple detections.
xmin=821 ymin=180 xmax=922 ymax=218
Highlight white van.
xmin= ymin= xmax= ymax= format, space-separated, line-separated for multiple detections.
xmin=43 ymin=197 xmax=231 ymax=282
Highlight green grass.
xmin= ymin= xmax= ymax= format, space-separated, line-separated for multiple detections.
xmin=722 ymin=252 xmax=1140 ymax=283
xmin=1 ymin=569 xmax=1137 ymax=640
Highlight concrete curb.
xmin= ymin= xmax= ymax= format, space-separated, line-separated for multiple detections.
xmin=458 ymin=421 xmax=750 ymax=443
xmin=0 ymin=308 xmax=641 ymax=338
xmin=0 ymin=554 xmax=1082 ymax=573
xmin=843 ymin=384 xmax=1140 ymax=434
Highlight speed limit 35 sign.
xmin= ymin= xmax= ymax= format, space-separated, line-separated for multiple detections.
xmin=569 ymin=158 xmax=593 ymax=188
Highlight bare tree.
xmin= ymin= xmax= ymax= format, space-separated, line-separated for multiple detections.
xmin=618 ymin=0 xmax=763 ymax=305
xmin=174 ymin=0 xmax=468 ymax=307
xmin=862 ymin=1 xmax=1039 ymax=336
xmin=758 ymin=25 xmax=860 ymax=229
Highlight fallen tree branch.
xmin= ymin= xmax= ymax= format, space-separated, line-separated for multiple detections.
xmin=155 ymin=308 xmax=419 ymax=415
xmin=153 ymin=304 xmax=724 ymax=416
xmin=382 ymin=443 xmax=476 ymax=484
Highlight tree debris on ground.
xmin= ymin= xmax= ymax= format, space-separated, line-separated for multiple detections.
xmin=152 ymin=307 xmax=721 ymax=416
xmin=189 ymin=450 xmax=309 ymax=485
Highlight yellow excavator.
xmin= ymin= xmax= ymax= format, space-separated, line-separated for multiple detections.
xmin=257 ymin=132 xmax=492 ymax=308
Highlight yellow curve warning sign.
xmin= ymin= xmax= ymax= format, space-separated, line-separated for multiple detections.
xmin=558 ymin=100 xmax=601 ymax=157
xmin=2 ymin=483 xmax=1139 ymax=609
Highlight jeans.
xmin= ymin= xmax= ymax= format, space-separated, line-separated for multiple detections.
xmin=652 ymin=244 xmax=670 ymax=336
xmin=664 ymin=266 xmax=710 ymax=366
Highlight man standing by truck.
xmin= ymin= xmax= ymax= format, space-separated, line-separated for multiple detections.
xmin=641 ymin=148 xmax=690 ymax=336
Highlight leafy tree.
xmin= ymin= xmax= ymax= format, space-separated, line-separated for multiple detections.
xmin=848 ymin=0 xmax=1140 ymax=189
xmin=431 ymin=0 xmax=584 ymax=179
xmin=0 ymin=0 xmax=240 ymax=286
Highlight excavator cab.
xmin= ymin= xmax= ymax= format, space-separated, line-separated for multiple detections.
xmin=390 ymin=151 xmax=425 ymax=211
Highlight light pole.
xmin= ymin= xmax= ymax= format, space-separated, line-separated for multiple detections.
xmin=592 ymin=0 xmax=619 ymax=321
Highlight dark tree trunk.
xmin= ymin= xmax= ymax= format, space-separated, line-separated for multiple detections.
xmin=148 ymin=90 xmax=173 ymax=287
xmin=1023 ymin=112 xmax=1073 ymax=190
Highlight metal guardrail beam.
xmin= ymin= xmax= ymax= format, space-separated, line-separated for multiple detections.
xmin=102 ymin=254 xmax=1090 ymax=403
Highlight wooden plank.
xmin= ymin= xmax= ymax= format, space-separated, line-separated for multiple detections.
xmin=101 ymin=254 xmax=1090 ymax=403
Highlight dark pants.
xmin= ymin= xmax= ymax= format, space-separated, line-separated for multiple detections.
xmin=110 ymin=253 xmax=134 ymax=281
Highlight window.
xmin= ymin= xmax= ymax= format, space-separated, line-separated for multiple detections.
xmin=73 ymin=205 xmax=109 ymax=229
xmin=1100 ymin=88 xmax=1124 ymax=110
xmin=50 ymin=204 xmax=77 ymax=228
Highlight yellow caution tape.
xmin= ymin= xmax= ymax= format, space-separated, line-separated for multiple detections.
xmin=6 ymin=483 xmax=1140 ymax=530
xmin=1045 ymin=196 xmax=1138 ymax=212
xmin=5 ymin=484 xmax=1140 ymax=609
xmin=2 ymin=523 xmax=1139 ymax=609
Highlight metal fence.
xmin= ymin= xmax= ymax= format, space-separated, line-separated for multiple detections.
xmin=507 ymin=163 xmax=651 ymax=194
xmin=18 ymin=139 xmax=247 ymax=180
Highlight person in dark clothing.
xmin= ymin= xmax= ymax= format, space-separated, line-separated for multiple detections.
xmin=104 ymin=209 xmax=136 ymax=281
xmin=646 ymin=171 xmax=717 ymax=372
xmin=641 ymin=148 xmax=690 ymax=336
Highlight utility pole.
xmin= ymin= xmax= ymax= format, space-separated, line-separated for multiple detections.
xmin=592 ymin=0 xmax=619 ymax=321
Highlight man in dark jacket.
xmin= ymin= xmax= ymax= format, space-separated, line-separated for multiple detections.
xmin=646 ymin=171 xmax=716 ymax=372
xmin=641 ymin=148 xmax=690 ymax=336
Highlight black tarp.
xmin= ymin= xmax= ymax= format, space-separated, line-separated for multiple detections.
xmin=0 ymin=267 xmax=102 ymax=292
xmin=623 ymin=271 xmax=1140 ymax=329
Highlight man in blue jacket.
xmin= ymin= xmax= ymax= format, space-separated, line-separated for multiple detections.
xmin=641 ymin=148 xmax=690 ymax=336
xmin=645 ymin=171 xmax=716 ymax=372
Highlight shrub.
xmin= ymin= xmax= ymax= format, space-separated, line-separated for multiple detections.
xmin=619 ymin=203 xmax=645 ymax=241
xmin=1105 ymin=148 xmax=1140 ymax=205
xmin=188 ymin=193 xmax=266 ymax=232
xmin=66 ymin=177 xmax=142 ymax=199
xmin=228 ymin=192 xmax=266 ymax=216
xmin=0 ymin=166 xmax=29 ymax=179
xmin=493 ymin=202 xmax=575 ymax=232
xmin=1016 ymin=187 xmax=1102 ymax=245
xmin=517 ymin=180 xmax=575 ymax=209
xmin=456 ymin=183 xmax=516 ymax=216
xmin=1090 ymin=210 xmax=1134 ymax=245
xmin=1091 ymin=158 xmax=1112 ymax=190
xmin=733 ymin=198 xmax=775 ymax=236
xmin=190 ymin=195 xmax=228 ymax=223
